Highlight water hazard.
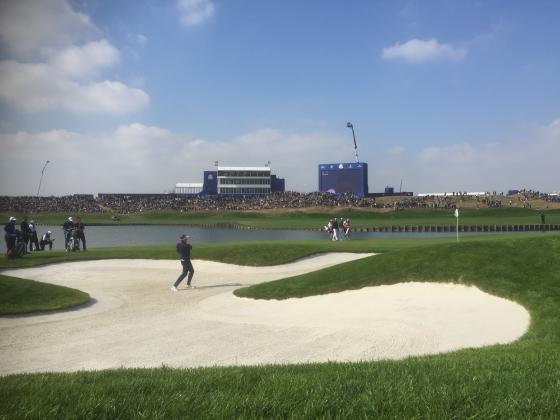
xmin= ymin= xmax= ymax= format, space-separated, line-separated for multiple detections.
xmin=1 ymin=224 xmax=514 ymax=251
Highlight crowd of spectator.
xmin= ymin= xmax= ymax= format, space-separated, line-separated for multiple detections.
xmin=0 ymin=195 xmax=101 ymax=214
xmin=96 ymin=192 xmax=380 ymax=212
xmin=1 ymin=190 xmax=558 ymax=215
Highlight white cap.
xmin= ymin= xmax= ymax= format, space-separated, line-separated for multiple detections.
xmin=47 ymin=230 xmax=52 ymax=234
xmin=68 ymin=217 xmax=73 ymax=221
xmin=9 ymin=216 xmax=16 ymax=221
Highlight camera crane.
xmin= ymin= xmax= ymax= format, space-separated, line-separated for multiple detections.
xmin=346 ymin=122 xmax=359 ymax=163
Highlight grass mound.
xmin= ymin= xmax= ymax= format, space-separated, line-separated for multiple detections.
xmin=0 ymin=275 xmax=90 ymax=315
xmin=235 ymin=235 xmax=560 ymax=307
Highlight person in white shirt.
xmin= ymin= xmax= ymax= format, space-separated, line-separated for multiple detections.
xmin=40 ymin=231 xmax=54 ymax=251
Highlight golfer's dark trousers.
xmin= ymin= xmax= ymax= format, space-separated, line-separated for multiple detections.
xmin=30 ymin=233 xmax=40 ymax=251
xmin=76 ymin=232 xmax=86 ymax=250
xmin=5 ymin=237 xmax=15 ymax=253
xmin=174 ymin=259 xmax=194 ymax=287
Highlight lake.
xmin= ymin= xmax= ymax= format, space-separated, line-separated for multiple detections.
xmin=1 ymin=224 xmax=508 ymax=252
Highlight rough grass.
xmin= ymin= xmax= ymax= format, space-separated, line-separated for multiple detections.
xmin=2 ymin=207 xmax=560 ymax=229
xmin=1 ymin=234 xmax=559 ymax=418
xmin=0 ymin=232 xmax=551 ymax=269
xmin=0 ymin=275 xmax=90 ymax=315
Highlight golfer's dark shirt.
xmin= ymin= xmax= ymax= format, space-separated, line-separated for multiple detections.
xmin=21 ymin=221 xmax=30 ymax=234
xmin=4 ymin=223 xmax=16 ymax=237
xmin=176 ymin=242 xmax=192 ymax=260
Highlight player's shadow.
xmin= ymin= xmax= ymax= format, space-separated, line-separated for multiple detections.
xmin=185 ymin=283 xmax=243 ymax=290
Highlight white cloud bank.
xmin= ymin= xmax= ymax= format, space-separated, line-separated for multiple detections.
xmin=382 ymin=38 xmax=466 ymax=63
xmin=372 ymin=119 xmax=560 ymax=194
xmin=0 ymin=125 xmax=346 ymax=195
xmin=0 ymin=0 xmax=149 ymax=114
xmin=0 ymin=0 xmax=97 ymax=59
xmin=177 ymin=0 xmax=215 ymax=26
xmin=1 ymin=120 xmax=559 ymax=196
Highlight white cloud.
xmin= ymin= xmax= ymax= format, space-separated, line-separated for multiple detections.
xmin=177 ymin=0 xmax=215 ymax=26
xmin=0 ymin=61 xmax=149 ymax=114
xmin=49 ymin=40 xmax=120 ymax=80
xmin=0 ymin=125 xmax=347 ymax=195
xmin=2 ymin=120 xmax=558 ymax=196
xmin=382 ymin=38 xmax=466 ymax=63
xmin=70 ymin=81 xmax=149 ymax=113
xmin=0 ymin=2 xmax=149 ymax=114
xmin=0 ymin=0 xmax=97 ymax=59
xmin=370 ymin=121 xmax=560 ymax=193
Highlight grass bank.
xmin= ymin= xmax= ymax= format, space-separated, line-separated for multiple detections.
xmin=234 ymin=235 xmax=560 ymax=301
xmin=2 ymin=207 xmax=560 ymax=229
xmin=1 ymin=234 xmax=559 ymax=417
xmin=0 ymin=275 xmax=90 ymax=315
xmin=0 ymin=232 xmax=549 ymax=269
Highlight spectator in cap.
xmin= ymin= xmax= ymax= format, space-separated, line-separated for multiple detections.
xmin=74 ymin=216 xmax=87 ymax=251
xmin=4 ymin=217 xmax=17 ymax=254
xmin=171 ymin=234 xmax=195 ymax=291
xmin=29 ymin=220 xmax=40 ymax=251
xmin=20 ymin=217 xmax=31 ymax=253
xmin=338 ymin=217 xmax=345 ymax=240
xmin=343 ymin=218 xmax=351 ymax=240
xmin=332 ymin=218 xmax=339 ymax=241
xmin=62 ymin=216 xmax=74 ymax=250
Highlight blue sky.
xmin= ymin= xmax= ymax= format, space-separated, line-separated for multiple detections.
xmin=0 ymin=0 xmax=559 ymax=195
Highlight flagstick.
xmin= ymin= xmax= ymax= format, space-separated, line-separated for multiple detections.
xmin=454 ymin=208 xmax=459 ymax=242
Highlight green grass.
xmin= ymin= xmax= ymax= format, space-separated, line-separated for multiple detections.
xmin=3 ymin=207 xmax=560 ymax=229
xmin=1 ymin=234 xmax=560 ymax=418
xmin=0 ymin=275 xmax=90 ymax=315
xmin=234 ymin=235 xmax=560 ymax=304
xmin=0 ymin=232 xmax=550 ymax=269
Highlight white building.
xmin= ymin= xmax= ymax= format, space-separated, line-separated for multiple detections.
xmin=217 ymin=166 xmax=271 ymax=195
xmin=175 ymin=183 xmax=203 ymax=195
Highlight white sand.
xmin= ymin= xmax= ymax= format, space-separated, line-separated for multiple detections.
xmin=0 ymin=253 xmax=529 ymax=375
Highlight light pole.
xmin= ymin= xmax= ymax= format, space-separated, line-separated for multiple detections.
xmin=37 ymin=160 xmax=51 ymax=197
xmin=346 ymin=122 xmax=359 ymax=163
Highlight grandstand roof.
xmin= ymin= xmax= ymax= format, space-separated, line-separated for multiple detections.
xmin=218 ymin=167 xmax=270 ymax=171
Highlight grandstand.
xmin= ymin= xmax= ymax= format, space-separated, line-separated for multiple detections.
xmin=175 ymin=166 xmax=285 ymax=196
xmin=174 ymin=183 xmax=203 ymax=195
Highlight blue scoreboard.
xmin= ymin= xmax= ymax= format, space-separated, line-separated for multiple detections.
xmin=318 ymin=162 xmax=368 ymax=197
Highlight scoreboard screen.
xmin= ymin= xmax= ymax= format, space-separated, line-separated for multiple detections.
xmin=318 ymin=163 xmax=368 ymax=196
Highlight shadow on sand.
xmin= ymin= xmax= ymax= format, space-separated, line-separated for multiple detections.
xmin=180 ymin=283 xmax=243 ymax=291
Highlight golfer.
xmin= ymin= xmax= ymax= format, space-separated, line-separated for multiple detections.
xmin=171 ymin=234 xmax=195 ymax=291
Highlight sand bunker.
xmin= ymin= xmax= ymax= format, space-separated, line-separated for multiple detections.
xmin=0 ymin=254 xmax=529 ymax=375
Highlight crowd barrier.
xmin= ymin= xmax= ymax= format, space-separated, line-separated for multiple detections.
xmin=179 ymin=223 xmax=560 ymax=233
xmin=348 ymin=224 xmax=560 ymax=233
